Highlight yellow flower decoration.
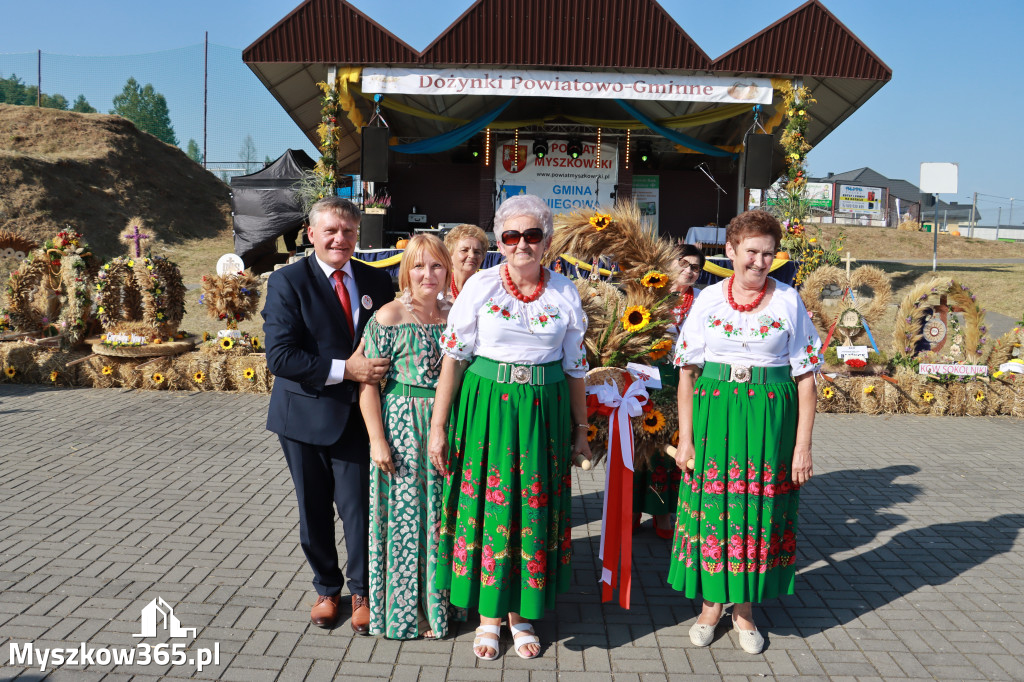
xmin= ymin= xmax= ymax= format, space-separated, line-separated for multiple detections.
xmin=821 ymin=385 xmax=834 ymax=399
xmin=152 ymin=373 xmax=165 ymax=385
xmin=642 ymin=409 xmax=666 ymax=434
xmin=863 ymin=384 xmax=875 ymax=394
xmin=621 ymin=305 xmax=651 ymax=332
xmin=974 ymin=390 xmax=985 ymax=402
xmin=922 ymin=391 xmax=934 ymax=403
xmin=993 ymin=370 xmax=1004 ymax=379
xmin=670 ymin=429 xmax=679 ymax=447
xmin=50 ymin=370 xmax=59 ymax=382
xmin=193 ymin=371 xmax=206 ymax=384
xmin=202 ymin=331 xmax=211 ymax=341
xmin=244 ymin=367 xmax=256 ymax=381
xmin=640 ymin=270 xmax=670 ymax=289
xmin=220 ymin=337 xmax=235 ymax=350
xmin=102 ymin=366 xmax=113 ymax=376
xmin=589 ymin=214 xmax=613 ymax=231
xmin=586 ymin=424 xmax=597 ymax=442
xmin=250 ymin=337 xmax=261 ymax=350
xmin=649 ymin=338 xmax=673 ymax=361
xmin=4 ymin=366 xmax=16 ymax=378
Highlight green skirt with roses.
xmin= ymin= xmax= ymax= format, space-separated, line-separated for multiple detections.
xmin=667 ymin=373 xmax=801 ymax=604
xmin=435 ymin=357 xmax=573 ymax=620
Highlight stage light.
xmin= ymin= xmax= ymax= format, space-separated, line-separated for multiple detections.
xmin=468 ymin=138 xmax=481 ymax=159
xmin=566 ymin=137 xmax=583 ymax=159
xmin=533 ymin=139 xmax=548 ymax=159
xmin=637 ymin=140 xmax=653 ymax=164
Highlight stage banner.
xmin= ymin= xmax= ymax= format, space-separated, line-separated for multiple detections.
xmin=363 ymin=67 xmax=773 ymax=104
xmin=496 ymin=139 xmax=617 ymax=212
xmin=632 ymin=175 xmax=660 ymax=234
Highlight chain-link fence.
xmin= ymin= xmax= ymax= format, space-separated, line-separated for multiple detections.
xmin=1 ymin=43 xmax=319 ymax=183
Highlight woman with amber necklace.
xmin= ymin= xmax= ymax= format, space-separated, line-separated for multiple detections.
xmin=428 ymin=194 xmax=592 ymax=661
xmin=443 ymin=223 xmax=488 ymax=300
xmin=669 ymin=210 xmax=821 ymax=655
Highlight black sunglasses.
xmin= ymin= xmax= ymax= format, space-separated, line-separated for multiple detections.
xmin=681 ymin=262 xmax=703 ymax=273
xmin=500 ymin=228 xmax=545 ymax=246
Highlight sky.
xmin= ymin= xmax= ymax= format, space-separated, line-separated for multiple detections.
xmin=1 ymin=0 xmax=1021 ymax=225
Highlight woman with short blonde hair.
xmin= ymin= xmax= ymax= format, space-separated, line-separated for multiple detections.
xmin=444 ymin=224 xmax=488 ymax=300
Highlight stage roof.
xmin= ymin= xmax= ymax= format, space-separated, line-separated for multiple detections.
xmin=243 ymin=0 xmax=892 ymax=174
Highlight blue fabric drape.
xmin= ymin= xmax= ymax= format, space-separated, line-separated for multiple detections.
xmin=615 ymin=99 xmax=738 ymax=159
xmin=390 ymin=100 xmax=515 ymax=154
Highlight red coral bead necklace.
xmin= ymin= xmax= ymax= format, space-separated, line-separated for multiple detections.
xmin=450 ymin=278 xmax=460 ymax=299
xmin=727 ymin=276 xmax=768 ymax=312
xmin=503 ymin=264 xmax=545 ymax=303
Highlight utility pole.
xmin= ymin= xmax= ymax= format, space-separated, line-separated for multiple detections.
xmin=203 ymin=31 xmax=208 ymax=170
xmin=996 ymin=207 xmax=1002 ymax=241
xmin=969 ymin=192 xmax=977 ymax=237
xmin=1009 ymin=198 xmax=1015 ymax=227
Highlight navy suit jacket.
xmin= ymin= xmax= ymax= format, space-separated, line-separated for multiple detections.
xmin=262 ymin=255 xmax=394 ymax=446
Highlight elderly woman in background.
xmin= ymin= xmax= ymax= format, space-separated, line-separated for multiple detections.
xmin=634 ymin=243 xmax=707 ymax=539
xmin=428 ymin=195 xmax=591 ymax=661
xmin=669 ymin=210 xmax=820 ymax=655
xmin=443 ymin=223 xmax=488 ymax=300
xmin=359 ymin=234 xmax=453 ymax=639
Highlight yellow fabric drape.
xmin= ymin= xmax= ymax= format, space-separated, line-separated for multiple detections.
xmin=558 ymin=254 xmax=614 ymax=277
xmin=336 ymin=67 xmax=365 ymax=130
xmin=352 ymin=253 xmax=404 ymax=268
xmin=703 ymin=258 xmax=790 ymax=278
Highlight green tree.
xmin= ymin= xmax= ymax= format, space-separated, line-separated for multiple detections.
xmin=110 ymin=77 xmax=177 ymax=145
xmin=239 ymin=134 xmax=257 ymax=167
xmin=71 ymin=94 xmax=96 ymax=113
xmin=0 ymin=73 xmax=70 ymax=109
xmin=186 ymin=138 xmax=203 ymax=164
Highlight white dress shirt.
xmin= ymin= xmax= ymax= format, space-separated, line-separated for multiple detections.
xmin=313 ymin=254 xmax=360 ymax=385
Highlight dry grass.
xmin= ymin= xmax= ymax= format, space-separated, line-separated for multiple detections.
xmin=815 ymin=223 xmax=1024 ymax=260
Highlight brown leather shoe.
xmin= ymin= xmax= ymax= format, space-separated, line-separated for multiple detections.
xmin=351 ymin=594 xmax=370 ymax=635
xmin=310 ymin=593 xmax=341 ymax=628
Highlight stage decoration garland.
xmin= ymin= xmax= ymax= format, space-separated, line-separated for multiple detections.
xmin=94 ymin=254 xmax=186 ymax=342
xmin=1 ymin=229 xmax=94 ymax=348
xmin=199 ymin=270 xmax=261 ymax=330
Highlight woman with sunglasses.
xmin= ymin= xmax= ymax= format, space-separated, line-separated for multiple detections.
xmin=428 ymin=194 xmax=592 ymax=661
xmin=633 ymin=243 xmax=707 ymax=539
xmin=443 ymin=223 xmax=488 ymax=300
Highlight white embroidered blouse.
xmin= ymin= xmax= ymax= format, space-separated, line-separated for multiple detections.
xmin=672 ymin=278 xmax=822 ymax=376
xmin=440 ymin=266 xmax=589 ymax=377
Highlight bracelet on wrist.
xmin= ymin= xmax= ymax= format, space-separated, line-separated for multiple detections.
xmin=574 ymin=423 xmax=589 ymax=430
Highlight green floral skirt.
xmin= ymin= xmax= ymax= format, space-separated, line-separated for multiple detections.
xmin=667 ymin=375 xmax=801 ymax=604
xmin=435 ymin=363 xmax=573 ymax=619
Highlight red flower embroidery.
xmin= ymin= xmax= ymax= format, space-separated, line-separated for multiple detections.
xmin=712 ymin=389 xmax=720 ymax=397
xmin=501 ymin=393 xmax=509 ymax=401
xmin=759 ymin=325 xmax=769 ymax=334
xmin=771 ymin=321 xmax=781 ymax=328
xmin=487 ymin=475 xmax=501 ymax=487
xmin=491 ymin=305 xmax=500 ymax=312
xmin=768 ymin=391 xmax=775 ymax=399
xmin=461 ymin=481 xmax=474 ymax=495
xmin=748 ymin=389 xmax=755 ymax=397
xmin=724 ymin=324 xmax=733 ymax=332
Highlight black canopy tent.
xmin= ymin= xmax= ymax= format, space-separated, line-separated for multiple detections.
xmin=230 ymin=149 xmax=316 ymax=272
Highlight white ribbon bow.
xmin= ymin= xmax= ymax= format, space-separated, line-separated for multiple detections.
xmin=587 ymin=380 xmax=649 ymax=472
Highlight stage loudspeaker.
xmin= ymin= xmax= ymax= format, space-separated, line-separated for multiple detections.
xmin=360 ymin=212 xmax=384 ymax=249
xmin=361 ymin=126 xmax=389 ymax=182
xmin=743 ymin=134 xmax=775 ymax=189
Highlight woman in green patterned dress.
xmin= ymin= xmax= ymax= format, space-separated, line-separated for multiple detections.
xmin=427 ymin=194 xmax=592 ymax=661
xmin=359 ymin=234 xmax=453 ymax=639
xmin=669 ymin=211 xmax=820 ymax=654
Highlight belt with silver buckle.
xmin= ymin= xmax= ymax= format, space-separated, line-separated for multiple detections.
xmin=468 ymin=356 xmax=564 ymax=386
xmin=703 ymin=361 xmax=792 ymax=385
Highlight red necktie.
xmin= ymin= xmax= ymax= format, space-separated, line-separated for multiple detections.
xmin=331 ymin=270 xmax=355 ymax=336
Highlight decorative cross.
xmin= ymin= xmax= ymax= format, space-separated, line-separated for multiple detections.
xmin=842 ymin=251 xmax=857 ymax=277
xmin=121 ymin=223 xmax=151 ymax=257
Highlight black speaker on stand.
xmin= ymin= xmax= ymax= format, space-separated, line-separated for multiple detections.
xmin=743 ymin=134 xmax=775 ymax=189
xmin=361 ymin=126 xmax=389 ymax=182
xmin=360 ymin=212 xmax=385 ymax=249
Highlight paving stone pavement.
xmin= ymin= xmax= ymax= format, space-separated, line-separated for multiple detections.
xmin=1 ymin=384 xmax=1022 ymax=681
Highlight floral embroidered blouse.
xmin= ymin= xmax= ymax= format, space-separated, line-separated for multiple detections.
xmin=672 ymin=278 xmax=822 ymax=376
xmin=440 ymin=266 xmax=589 ymax=377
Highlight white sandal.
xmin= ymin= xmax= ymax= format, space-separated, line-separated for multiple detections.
xmin=510 ymin=621 xmax=541 ymax=659
xmin=473 ymin=624 xmax=501 ymax=661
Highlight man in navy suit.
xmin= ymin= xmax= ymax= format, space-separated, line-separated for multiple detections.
xmin=263 ymin=196 xmax=394 ymax=633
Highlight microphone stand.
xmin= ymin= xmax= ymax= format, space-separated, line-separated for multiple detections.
xmin=695 ymin=163 xmax=727 ymax=227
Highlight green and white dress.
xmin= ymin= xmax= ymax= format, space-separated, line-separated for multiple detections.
xmin=435 ymin=266 xmax=588 ymax=620
xmin=668 ymin=279 xmax=821 ymax=604
xmin=364 ymin=314 xmax=450 ymax=639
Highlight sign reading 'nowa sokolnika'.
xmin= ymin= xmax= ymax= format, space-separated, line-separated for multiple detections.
xmin=362 ymin=68 xmax=773 ymax=104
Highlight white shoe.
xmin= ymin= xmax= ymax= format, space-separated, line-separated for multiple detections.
xmin=733 ymin=621 xmax=765 ymax=654
xmin=688 ymin=614 xmax=721 ymax=647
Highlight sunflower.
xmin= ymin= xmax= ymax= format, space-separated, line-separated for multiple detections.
xmin=250 ymin=337 xmax=261 ymax=350
xmin=670 ymin=429 xmax=679 ymax=447
xmin=220 ymin=337 xmax=235 ymax=350
xmin=974 ymin=390 xmax=985 ymax=402
xmin=202 ymin=331 xmax=211 ymax=341
xmin=640 ymin=270 xmax=670 ymax=289
xmin=922 ymin=391 xmax=934 ymax=403
xmin=193 ymin=371 xmax=206 ymax=384
xmin=50 ymin=370 xmax=59 ymax=382
xmin=621 ymin=305 xmax=651 ymax=332
xmin=102 ymin=366 xmax=113 ymax=376
xmin=821 ymin=385 xmax=834 ymax=399
xmin=641 ymin=409 xmax=666 ymax=434
xmin=586 ymin=424 xmax=597 ymax=442
xmin=4 ymin=366 xmax=15 ymax=378
xmin=244 ymin=367 xmax=256 ymax=381
xmin=863 ymin=384 xmax=875 ymax=394
xmin=588 ymin=213 xmax=613 ymax=230
xmin=649 ymin=338 xmax=673 ymax=361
